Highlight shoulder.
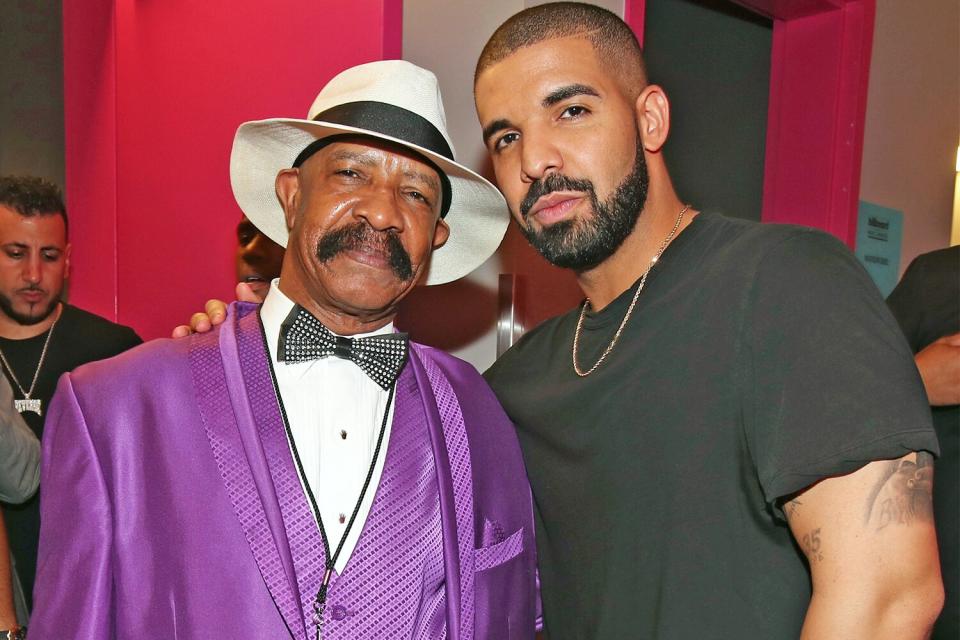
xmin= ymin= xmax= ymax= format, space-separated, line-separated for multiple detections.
xmin=411 ymin=342 xmax=479 ymax=381
xmin=60 ymin=304 xmax=143 ymax=346
xmin=908 ymin=244 xmax=959 ymax=271
xmin=65 ymin=325 xmax=223 ymax=406
xmin=412 ymin=342 xmax=515 ymax=434
xmin=899 ymin=245 xmax=959 ymax=286
xmin=484 ymin=309 xmax=575 ymax=390
xmin=69 ymin=334 xmax=188 ymax=386
xmin=699 ymin=213 xmax=853 ymax=267
xmin=702 ymin=219 xmax=871 ymax=296
xmin=412 ymin=342 xmax=501 ymax=410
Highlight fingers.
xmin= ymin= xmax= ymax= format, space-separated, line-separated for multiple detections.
xmin=189 ymin=312 xmax=213 ymax=334
xmin=171 ymin=325 xmax=192 ymax=339
xmin=204 ymin=299 xmax=228 ymax=325
xmin=236 ymin=282 xmax=265 ymax=304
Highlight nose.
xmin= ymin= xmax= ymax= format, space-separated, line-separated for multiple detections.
xmin=353 ymin=187 xmax=404 ymax=232
xmin=22 ymin=255 xmax=41 ymax=284
xmin=520 ymin=128 xmax=562 ymax=183
xmin=242 ymin=234 xmax=269 ymax=262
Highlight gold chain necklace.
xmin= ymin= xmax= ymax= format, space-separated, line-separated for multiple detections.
xmin=572 ymin=205 xmax=689 ymax=377
xmin=0 ymin=304 xmax=61 ymax=415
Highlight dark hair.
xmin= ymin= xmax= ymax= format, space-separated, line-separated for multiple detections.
xmin=0 ymin=175 xmax=68 ymax=235
xmin=475 ymin=2 xmax=647 ymax=97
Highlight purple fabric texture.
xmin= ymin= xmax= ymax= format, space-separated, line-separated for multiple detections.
xmin=31 ymin=302 xmax=537 ymax=639
xmin=319 ymin=362 xmax=445 ymax=639
xmin=414 ymin=345 xmax=475 ymax=640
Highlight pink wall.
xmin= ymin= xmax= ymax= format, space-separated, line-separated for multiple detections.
xmin=64 ymin=0 xmax=402 ymax=339
xmin=632 ymin=0 xmax=874 ymax=247
xmin=64 ymin=0 xmax=874 ymax=339
xmin=759 ymin=0 xmax=875 ymax=246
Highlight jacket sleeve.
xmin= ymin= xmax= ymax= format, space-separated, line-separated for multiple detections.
xmin=0 ymin=375 xmax=39 ymax=503
xmin=30 ymin=374 xmax=114 ymax=639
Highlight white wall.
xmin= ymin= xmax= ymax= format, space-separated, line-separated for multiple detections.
xmin=860 ymin=0 xmax=960 ymax=271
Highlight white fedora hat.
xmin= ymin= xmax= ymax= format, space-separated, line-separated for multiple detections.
xmin=230 ymin=60 xmax=508 ymax=286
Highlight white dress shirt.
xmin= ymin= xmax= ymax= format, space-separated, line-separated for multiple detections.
xmin=260 ymin=282 xmax=396 ymax=573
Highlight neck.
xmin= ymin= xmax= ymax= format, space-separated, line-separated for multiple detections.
xmin=0 ymin=303 xmax=62 ymax=340
xmin=277 ymin=280 xmax=396 ymax=336
xmin=576 ymin=199 xmax=695 ymax=312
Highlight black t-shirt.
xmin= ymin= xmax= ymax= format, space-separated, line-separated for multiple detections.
xmin=485 ymin=212 xmax=938 ymax=640
xmin=0 ymin=303 xmax=141 ymax=609
xmin=887 ymin=245 xmax=959 ymax=640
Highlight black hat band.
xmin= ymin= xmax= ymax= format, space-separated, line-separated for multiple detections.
xmin=292 ymin=101 xmax=454 ymax=218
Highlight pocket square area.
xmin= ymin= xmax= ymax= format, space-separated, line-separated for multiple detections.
xmin=475 ymin=526 xmax=524 ymax=571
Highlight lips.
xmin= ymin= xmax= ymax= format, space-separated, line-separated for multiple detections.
xmin=17 ymin=289 xmax=46 ymax=303
xmin=527 ymin=191 xmax=586 ymax=225
xmin=344 ymin=244 xmax=393 ymax=269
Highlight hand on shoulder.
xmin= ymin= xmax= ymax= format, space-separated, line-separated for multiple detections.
xmin=170 ymin=282 xmax=264 ymax=338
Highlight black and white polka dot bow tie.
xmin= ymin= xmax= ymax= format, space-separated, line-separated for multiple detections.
xmin=278 ymin=306 xmax=409 ymax=389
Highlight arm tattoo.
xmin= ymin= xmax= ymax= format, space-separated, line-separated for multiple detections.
xmin=865 ymin=452 xmax=934 ymax=531
xmin=799 ymin=527 xmax=823 ymax=564
xmin=785 ymin=498 xmax=802 ymax=520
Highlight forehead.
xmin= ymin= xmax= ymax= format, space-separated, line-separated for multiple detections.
xmin=305 ymin=138 xmax=441 ymax=187
xmin=475 ymin=36 xmax=618 ymax=117
xmin=0 ymin=205 xmax=67 ymax=246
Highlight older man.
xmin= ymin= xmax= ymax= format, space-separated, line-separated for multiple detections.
xmin=31 ymin=61 xmax=537 ymax=639
xmin=475 ymin=3 xmax=942 ymax=639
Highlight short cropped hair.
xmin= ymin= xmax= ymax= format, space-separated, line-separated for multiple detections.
xmin=0 ymin=175 xmax=68 ymax=235
xmin=475 ymin=2 xmax=647 ymax=97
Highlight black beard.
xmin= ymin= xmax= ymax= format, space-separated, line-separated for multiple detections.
xmin=0 ymin=289 xmax=60 ymax=326
xmin=518 ymin=137 xmax=649 ymax=271
xmin=315 ymin=222 xmax=414 ymax=282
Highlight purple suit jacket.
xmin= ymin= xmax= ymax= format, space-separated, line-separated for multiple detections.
xmin=31 ymin=303 xmax=537 ymax=639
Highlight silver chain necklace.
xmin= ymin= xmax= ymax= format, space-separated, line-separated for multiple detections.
xmin=0 ymin=305 xmax=61 ymax=415
xmin=572 ymin=205 xmax=689 ymax=377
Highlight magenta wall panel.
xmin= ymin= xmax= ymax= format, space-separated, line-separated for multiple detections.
xmin=624 ymin=0 xmax=647 ymax=47
xmin=760 ymin=0 xmax=874 ymax=246
xmin=630 ymin=0 xmax=874 ymax=246
xmin=63 ymin=0 xmax=402 ymax=339
xmin=63 ymin=0 xmax=119 ymax=318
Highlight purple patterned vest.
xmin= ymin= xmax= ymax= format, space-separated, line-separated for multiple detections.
xmin=242 ymin=312 xmax=448 ymax=638
xmin=299 ymin=366 xmax=447 ymax=638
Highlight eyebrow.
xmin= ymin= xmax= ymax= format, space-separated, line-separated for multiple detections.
xmin=481 ymin=83 xmax=602 ymax=145
xmin=2 ymin=242 xmax=62 ymax=252
xmin=482 ymin=118 xmax=513 ymax=146
xmin=403 ymin=169 xmax=440 ymax=193
xmin=542 ymin=83 xmax=600 ymax=107
xmin=329 ymin=148 xmax=440 ymax=192
xmin=329 ymin=148 xmax=379 ymax=166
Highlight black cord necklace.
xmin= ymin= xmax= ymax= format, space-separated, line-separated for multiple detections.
xmin=267 ymin=359 xmax=395 ymax=640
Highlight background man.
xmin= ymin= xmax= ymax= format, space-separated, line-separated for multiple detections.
xmin=475 ymin=3 xmax=942 ymax=638
xmin=235 ymin=213 xmax=285 ymax=299
xmin=0 ymin=175 xmax=141 ymax=615
xmin=888 ymin=245 xmax=960 ymax=640
xmin=32 ymin=61 xmax=537 ymax=639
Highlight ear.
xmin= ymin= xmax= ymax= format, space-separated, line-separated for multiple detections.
xmin=635 ymin=84 xmax=670 ymax=153
xmin=432 ymin=218 xmax=450 ymax=250
xmin=275 ymin=168 xmax=302 ymax=232
xmin=63 ymin=243 xmax=72 ymax=279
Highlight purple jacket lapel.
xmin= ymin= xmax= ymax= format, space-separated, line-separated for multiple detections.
xmin=194 ymin=304 xmax=481 ymax=640
xmin=191 ymin=302 xmax=308 ymax=640
xmin=409 ymin=345 xmax=475 ymax=640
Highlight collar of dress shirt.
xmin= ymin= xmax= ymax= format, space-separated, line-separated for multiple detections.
xmin=259 ymin=280 xmax=395 ymax=364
